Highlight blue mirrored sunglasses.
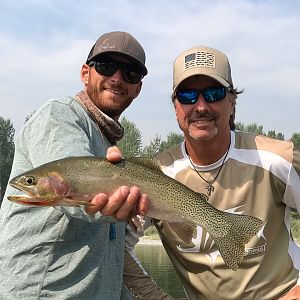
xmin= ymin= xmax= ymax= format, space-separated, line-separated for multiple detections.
xmin=176 ymin=87 xmax=229 ymax=104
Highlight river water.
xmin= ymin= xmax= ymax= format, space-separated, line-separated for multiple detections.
xmin=135 ymin=242 xmax=186 ymax=298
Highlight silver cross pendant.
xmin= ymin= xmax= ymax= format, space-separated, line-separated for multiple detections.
xmin=206 ymin=183 xmax=215 ymax=196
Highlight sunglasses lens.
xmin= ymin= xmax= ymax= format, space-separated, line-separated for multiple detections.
xmin=122 ymin=68 xmax=143 ymax=84
xmin=94 ymin=62 xmax=119 ymax=77
xmin=177 ymin=87 xmax=227 ymax=104
xmin=176 ymin=90 xmax=199 ymax=104
xmin=203 ymin=87 xmax=226 ymax=102
xmin=90 ymin=60 xmax=142 ymax=84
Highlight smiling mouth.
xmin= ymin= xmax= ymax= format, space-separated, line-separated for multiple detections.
xmin=190 ymin=118 xmax=215 ymax=124
xmin=105 ymin=88 xmax=123 ymax=95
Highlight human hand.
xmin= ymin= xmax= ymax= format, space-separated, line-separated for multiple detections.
xmin=278 ymin=284 xmax=300 ymax=299
xmin=86 ymin=186 xmax=148 ymax=220
xmin=85 ymin=146 xmax=149 ymax=219
xmin=105 ymin=145 xmax=123 ymax=163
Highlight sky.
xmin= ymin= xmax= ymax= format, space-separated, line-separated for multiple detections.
xmin=1 ymin=0 xmax=300 ymax=145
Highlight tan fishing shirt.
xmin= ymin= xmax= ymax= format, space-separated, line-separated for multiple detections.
xmin=125 ymin=130 xmax=300 ymax=300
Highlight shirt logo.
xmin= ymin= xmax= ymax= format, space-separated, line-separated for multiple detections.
xmin=177 ymin=205 xmax=267 ymax=266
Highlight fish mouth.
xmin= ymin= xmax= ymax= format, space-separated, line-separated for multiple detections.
xmin=7 ymin=195 xmax=93 ymax=207
xmin=9 ymin=181 xmax=38 ymax=197
xmin=7 ymin=195 xmax=61 ymax=206
xmin=7 ymin=192 xmax=93 ymax=207
xmin=8 ymin=183 xmax=61 ymax=206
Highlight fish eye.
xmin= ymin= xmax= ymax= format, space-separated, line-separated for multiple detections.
xmin=22 ymin=176 xmax=36 ymax=186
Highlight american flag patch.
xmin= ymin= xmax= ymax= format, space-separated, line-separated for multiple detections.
xmin=184 ymin=51 xmax=215 ymax=70
xmin=185 ymin=53 xmax=196 ymax=63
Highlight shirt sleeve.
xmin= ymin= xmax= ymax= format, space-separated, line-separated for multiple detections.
xmin=23 ymin=100 xmax=94 ymax=163
xmin=19 ymin=99 xmax=115 ymax=223
xmin=124 ymin=220 xmax=175 ymax=300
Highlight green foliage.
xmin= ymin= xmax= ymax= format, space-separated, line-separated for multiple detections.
xmin=275 ymin=132 xmax=285 ymax=141
xmin=160 ymin=132 xmax=184 ymax=152
xmin=291 ymin=133 xmax=300 ymax=151
xmin=267 ymin=130 xmax=285 ymax=141
xmin=142 ymin=135 xmax=163 ymax=158
xmin=142 ymin=132 xmax=184 ymax=158
xmin=235 ymin=122 xmax=265 ymax=135
xmin=2 ymin=115 xmax=300 ymax=243
xmin=118 ymin=117 xmax=184 ymax=158
xmin=235 ymin=122 xmax=285 ymax=140
xmin=291 ymin=210 xmax=300 ymax=242
xmin=118 ymin=117 xmax=143 ymax=157
xmin=291 ymin=209 xmax=300 ymax=219
xmin=0 ymin=117 xmax=15 ymax=201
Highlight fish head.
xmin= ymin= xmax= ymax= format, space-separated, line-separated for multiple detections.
xmin=8 ymin=171 xmax=69 ymax=206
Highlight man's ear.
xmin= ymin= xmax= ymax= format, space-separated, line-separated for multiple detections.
xmin=80 ymin=64 xmax=90 ymax=85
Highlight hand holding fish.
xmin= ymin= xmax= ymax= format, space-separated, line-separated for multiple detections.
xmin=85 ymin=146 xmax=149 ymax=220
xmin=85 ymin=185 xmax=149 ymax=220
xmin=7 ymin=150 xmax=263 ymax=270
xmin=106 ymin=145 xmax=124 ymax=163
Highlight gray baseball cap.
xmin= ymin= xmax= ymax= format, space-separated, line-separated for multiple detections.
xmin=173 ymin=46 xmax=233 ymax=91
xmin=86 ymin=31 xmax=148 ymax=75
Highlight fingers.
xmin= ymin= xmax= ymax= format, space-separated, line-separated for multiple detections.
xmin=106 ymin=146 xmax=123 ymax=163
xmin=101 ymin=186 xmax=141 ymax=220
xmin=137 ymin=193 xmax=149 ymax=216
xmin=85 ymin=193 xmax=108 ymax=215
xmin=85 ymin=185 xmax=149 ymax=220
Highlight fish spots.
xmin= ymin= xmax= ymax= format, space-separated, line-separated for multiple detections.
xmin=8 ymin=156 xmax=263 ymax=269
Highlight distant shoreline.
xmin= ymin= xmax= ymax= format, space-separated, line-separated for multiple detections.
xmin=137 ymin=238 xmax=300 ymax=247
xmin=137 ymin=237 xmax=162 ymax=245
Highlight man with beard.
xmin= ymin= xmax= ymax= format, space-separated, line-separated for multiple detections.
xmin=109 ymin=46 xmax=300 ymax=299
xmin=0 ymin=31 xmax=151 ymax=299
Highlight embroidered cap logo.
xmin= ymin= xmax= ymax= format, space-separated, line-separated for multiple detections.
xmin=184 ymin=51 xmax=216 ymax=71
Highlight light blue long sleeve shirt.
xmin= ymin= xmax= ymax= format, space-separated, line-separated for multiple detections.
xmin=0 ymin=96 xmax=133 ymax=299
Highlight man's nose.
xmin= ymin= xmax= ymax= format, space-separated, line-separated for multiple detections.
xmin=194 ymin=95 xmax=210 ymax=111
xmin=110 ymin=68 xmax=123 ymax=82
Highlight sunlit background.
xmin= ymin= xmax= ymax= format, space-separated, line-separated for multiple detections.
xmin=1 ymin=0 xmax=300 ymax=145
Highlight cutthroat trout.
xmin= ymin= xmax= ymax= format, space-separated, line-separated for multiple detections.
xmin=8 ymin=156 xmax=263 ymax=270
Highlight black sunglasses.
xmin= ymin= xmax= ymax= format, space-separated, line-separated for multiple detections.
xmin=89 ymin=60 xmax=143 ymax=84
xmin=176 ymin=87 xmax=229 ymax=104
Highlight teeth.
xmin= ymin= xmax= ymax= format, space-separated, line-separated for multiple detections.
xmin=106 ymin=88 xmax=122 ymax=95
xmin=192 ymin=119 xmax=212 ymax=124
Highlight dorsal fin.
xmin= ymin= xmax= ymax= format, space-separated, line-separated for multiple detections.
xmin=127 ymin=158 xmax=162 ymax=172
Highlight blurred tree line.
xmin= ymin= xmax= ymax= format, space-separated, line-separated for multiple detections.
xmin=0 ymin=117 xmax=15 ymax=201
xmin=117 ymin=117 xmax=184 ymax=158
xmin=1 ymin=115 xmax=300 ymax=203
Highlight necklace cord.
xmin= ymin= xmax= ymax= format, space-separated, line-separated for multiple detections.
xmin=186 ymin=142 xmax=231 ymax=196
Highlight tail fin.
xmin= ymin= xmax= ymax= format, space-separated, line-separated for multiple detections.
xmin=213 ymin=214 xmax=263 ymax=271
